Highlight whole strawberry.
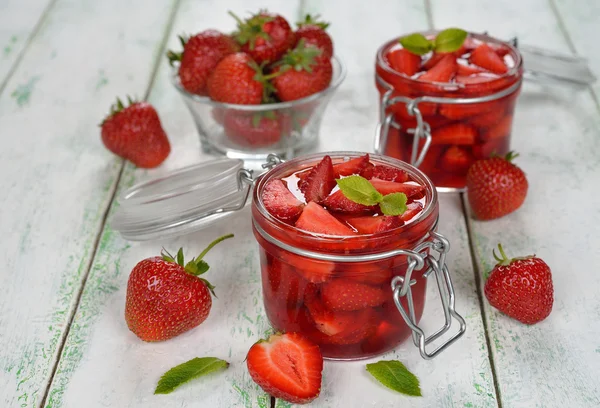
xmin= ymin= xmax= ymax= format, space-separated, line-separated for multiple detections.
xmin=466 ymin=151 xmax=528 ymax=220
xmin=230 ymin=11 xmax=295 ymax=64
xmin=101 ymin=98 xmax=170 ymax=168
xmin=295 ymin=14 xmax=334 ymax=58
xmin=207 ymin=52 xmax=267 ymax=104
xmin=167 ymin=30 xmax=238 ymax=95
xmin=272 ymin=39 xmax=333 ymax=102
xmin=484 ymin=244 xmax=553 ymax=324
xmin=224 ymin=111 xmax=289 ymax=147
xmin=124 ymin=234 xmax=233 ymax=342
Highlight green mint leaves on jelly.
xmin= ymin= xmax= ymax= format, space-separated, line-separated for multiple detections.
xmin=366 ymin=360 xmax=422 ymax=397
xmin=336 ymin=176 xmax=407 ymax=216
xmin=155 ymin=357 xmax=229 ymax=395
xmin=399 ymin=27 xmax=468 ymax=56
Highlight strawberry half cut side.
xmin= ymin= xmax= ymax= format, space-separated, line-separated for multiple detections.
xmin=332 ymin=154 xmax=371 ymax=178
xmin=346 ymin=215 xmax=404 ymax=234
xmin=295 ymin=202 xmax=356 ymax=236
xmin=298 ymin=155 xmax=336 ymax=203
xmin=262 ymin=179 xmax=305 ymax=222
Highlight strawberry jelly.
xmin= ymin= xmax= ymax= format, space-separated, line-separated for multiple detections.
xmin=251 ymin=152 xmax=440 ymax=360
xmin=375 ymin=31 xmax=523 ymax=189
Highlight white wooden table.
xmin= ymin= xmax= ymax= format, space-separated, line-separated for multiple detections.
xmin=1 ymin=0 xmax=599 ymax=407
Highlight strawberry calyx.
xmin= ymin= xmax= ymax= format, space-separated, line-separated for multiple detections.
xmin=492 ymin=243 xmax=534 ymax=267
xmin=100 ymin=96 xmax=138 ymax=126
xmin=166 ymin=35 xmax=188 ymax=66
xmin=274 ymin=39 xmax=322 ymax=74
xmin=246 ymin=60 xmax=278 ymax=103
xmin=296 ymin=14 xmax=329 ymax=30
xmin=230 ymin=10 xmax=273 ymax=50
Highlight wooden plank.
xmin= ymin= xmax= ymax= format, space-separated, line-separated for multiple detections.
xmin=0 ymin=0 xmax=53 ymax=89
xmin=42 ymin=1 xmax=302 ymax=407
xmin=0 ymin=0 xmax=179 ymax=407
xmin=430 ymin=0 xmax=600 ymax=406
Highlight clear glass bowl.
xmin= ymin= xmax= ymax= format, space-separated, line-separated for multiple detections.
xmin=170 ymin=56 xmax=346 ymax=163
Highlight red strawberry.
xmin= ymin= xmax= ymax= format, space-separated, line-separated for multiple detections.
xmin=457 ymin=62 xmax=484 ymax=76
xmin=272 ymin=40 xmax=333 ymax=102
xmin=346 ymin=215 xmax=403 ymax=234
xmin=466 ymin=151 xmax=528 ymax=220
xmin=124 ymin=235 xmax=233 ymax=341
xmin=305 ymin=296 xmax=357 ymax=336
xmin=231 ymin=11 xmax=295 ymax=64
xmin=371 ymin=165 xmax=409 ymax=182
xmin=431 ymin=123 xmax=477 ymax=145
xmin=419 ymin=54 xmax=457 ymax=82
xmin=422 ymin=52 xmax=444 ymax=70
xmin=295 ymin=14 xmax=334 ymax=58
xmin=267 ymin=306 xmax=315 ymax=334
xmin=333 ymin=154 xmax=371 ymax=178
xmin=455 ymin=74 xmax=500 ymax=85
xmin=439 ymin=100 xmax=498 ymax=120
xmin=207 ymin=53 xmax=264 ymax=104
xmin=370 ymin=179 xmax=426 ymax=198
xmin=440 ymin=145 xmax=473 ymax=171
xmin=470 ymin=43 xmax=508 ymax=74
xmin=321 ymin=280 xmax=386 ymax=311
xmin=473 ymin=137 xmax=509 ymax=159
xmin=246 ymin=332 xmax=323 ymax=404
xmin=101 ymin=98 xmax=170 ymax=168
xmin=400 ymin=202 xmax=424 ymax=222
xmin=482 ymin=114 xmax=513 ymax=141
xmin=387 ymin=48 xmax=421 ymax=76
xmin=280 ymin=251 xmax=335 ymax=283
xmin=298 ymin=155 xmax=336 ymax=203
xmin=484 ymin=244 xmax=553 ymax=324
xmin=470 ymin=108 xmax=507 ymax=128
xmin=264 ymin=258 xmax=314 ymax=307
xmin=338 ymin=262 xmax=392 ymax=285
xmin=296 ymin=202 xmax=355 ymax=236
xmin=167 ymin=30 xmax=238 ymax=95
xmin=323 ymin=190 xmax=377 ymax=214
xmin=224 ymin=111 xmax=288 ymax=147
xmin=309 ymin=308 xmax=377 ymax=345
xmin=261 ymin=179 xmax=304 ymax=222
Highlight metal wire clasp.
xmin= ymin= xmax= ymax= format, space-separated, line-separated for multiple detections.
xmin=390 ymin=231 xmax=466 ymax=360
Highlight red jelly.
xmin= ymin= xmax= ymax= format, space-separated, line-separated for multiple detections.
xmin=375 ymin=31 xmax=523 ymax=189
xmin=252 ymin=152 xmax=444 ymax=360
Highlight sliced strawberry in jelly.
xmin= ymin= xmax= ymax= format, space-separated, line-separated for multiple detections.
xmin=361 ymin=320 xmax=406 ymax=354
xmin=482 ymin=114 xmax=513 ymax=141
xmin=419 ymin=54 xmax=457 ymax=83
xmin=455 ymin=74 xmax=500 ymax=85
xmin=305 ymin=296 xmax=358 ymax=336
xmin=400 ymin=202 xmax=424 ymax=222
xmin=346 ymin=215 xmax=403 ymax=235
xmin=298 ymin=155 xmax=336 ymax=203
xmin=280 ymin=251 xmax=335 ymax=283
xmin=262 ymin=179 xmax=305 ymax=222
xmin=338 ymin=262 xmax=393 ymax=285
xmin=370 ymin=165 xmax=409 ymax=182
xmin=470 ymin=108 xmax=507 ymax=128
xmin=422 ymin=52 xmax=445 ymax=70
xmin=473 ymin=137 xmax=509 ymax=159
xmin=267 ymin=306 xmax=315 ymax=334
xmin=321 ymin=280 xmax=387 ymax=311
xmin=431 ymin=123 xmax=477 ymax=145
xmin=457 ymin=62 xmax=484 ymax=76
xmin=264 ymin=259 xmax=312 ymax=307
xmin=296 ymin=202 xmax=356 ymax=236
xmin=323 ymin=190 xmax=378 ymax=214
xmin=370 ymin=179 xmax=426 ymax=199
xmin=387 ymin=48 xmax=421 ymax=76
xmin=470 ymin=43 xmax=508 ymax=74
xmin=440 ymin=145 xmax=473 ymax=171
xmin=361 ymin=162 xmax=375 ymax=179
xmin=307 ymin=308 xmax=378 ymax=345
xmin=333 ymin=154 xmax=371 ymax=178
xmin=439 ymin=99 xmax=499 ymax=120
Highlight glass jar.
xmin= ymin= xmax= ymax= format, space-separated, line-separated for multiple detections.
xmin=251 ymin=152 xmax=465 ymax=360
xmin=374 ymin=31 xmax=524 ymax=190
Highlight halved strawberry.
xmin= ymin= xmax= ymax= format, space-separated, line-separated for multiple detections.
xmin=431 ymin=123 xmax=477 ymax=145
xmin=333 ymin=154 xmax=371 ymax=178
xmin=370 ymin=165 xmax=409 ymax=182
xmin=419 ymin=54 xmax=457 ymax=83
xmin=470 ymin=108 xmax=507 ymax=128
xmin=470 ymin=43 xmax=508 ymax=74
xmin=361 ymin=320 xmax=406 ymax=354
xmin=323 ymin=190 xmax=378 ymax=214
xmin=321 ymin=280 xmax=386 ymax=311
xmin=298 ymin=156 xmax=336 ymax=203
xmin=307 ymin=308 xmax=377 ymax=345
xmin=439 ymin=100 xmax=498 ymax=120
xmin=262 ymin=179 xmax=305 ymax=222
xmin=305 ymin=296 xmax=357 ymax=336
xmin=455 ymin=74 xmax=500 ymax=85
xmin=280 ymin=251 xmax=335 ymax=283
xmin=473 ymin=137 xmax=509 ymax=159
xmin=482 ymin=115 xmax=513 ymax=141
xmin=457 ymin=62 xmax=484 ymax=76
xmin=246 ymin=332 xmax=323 ymax=404
xmin=346 ymin=215 xmax=403 ymax=234
xmin=338 ymin=262 xmax=393 ymax=285
xmin=266 ymin=306 xmax=315 ymax=334
xmin=263 ymin=258 xmax=315 ymax=307
xmin=370 ymin=179 xmax=426 ymax=199
xmin=422 ymin=52 xmax=444 ymax=70
xmin=400 ymin=202 xmax=424 ymax=222
xmin=440 ymin=146 xmax=473 ymax=171
xmin=296 ymin=202 xmax=355 ymax=236
xmin=387 ymin=48 xmax=421 ymax=76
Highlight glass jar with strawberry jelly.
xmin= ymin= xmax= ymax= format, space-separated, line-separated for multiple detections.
xmin=374 ymin=31 xmax=524 ymax=190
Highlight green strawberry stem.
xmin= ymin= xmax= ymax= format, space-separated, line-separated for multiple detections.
xmin=229 ymin=10 xmax=272 ymax=49
xmin=492 ymin=243 xmax=533 ymax=266
xmin=166 ymin=35 xmax=188 ymax=66
xmin=296 ymin=14 xmax=330 ymax=30
xmin=274 ymin=39 xmax=322 ymax=73
xmin=505 ymin=151 xmax=519 ymax=162
xmin=197 ymin=233 xmax=234 ymax=259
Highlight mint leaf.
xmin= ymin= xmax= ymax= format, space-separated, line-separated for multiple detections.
xmin=379 ymin=193 xmax=407 ymax=216
xmin=366 ymin=360 xmax=421 ymax=397
xmin=434 ymin=28 xmax=467 ymax=53
xmin=399 ymin=33 xmax=434 ymax=56
xmin=155 ymin=357 xmax=229 ymax=394
xmin=336 ymin=176 xmax=383 ymax=206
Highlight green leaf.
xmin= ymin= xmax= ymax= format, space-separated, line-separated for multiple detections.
xmin=336 ymin=176 xmax=383 ymax=206
xmin=379 ymin=193 xmax=408 ymax=216
xmin=434 ymin=28 xmax=468 ymax=53
xmin=366 ymin=360 xmax=422 ymax=397
xmin=155 ymin=357 xmax=229 ymax=395
xmin=399 ymin=33 xmax=434 ymax=56
xmin=176 ymin=248 xmax=184 ymax=266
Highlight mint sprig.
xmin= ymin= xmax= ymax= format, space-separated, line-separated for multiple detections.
xmin=366 ymin=360 xmax=422 ymax=397
xmin=336 ymin=176 xmax=407 ymax=216
xmin=400 ymin=27 xmax=468 ymax=55
xmin=155 ymin=357 xmax=229 ymax=394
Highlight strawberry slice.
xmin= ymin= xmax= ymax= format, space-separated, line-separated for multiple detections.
xmin=422 ymin=52 xmax=444 ymax=70
xmin=431 ymin=123 xmax=477 ymax=145
xmin=321 ymin=280 xmax=386 ymax=311
xmin=246 ymin=332 xmax=323 ymax=404
xmin=333 ymin=154 xmax=371 ymax=178
xmin=419 ymin=54 xmax=457 ymax=83
xmin=280 ymin=251 xmax=335 ymax=283
xmin=387 ymin=48 xmax=421 ymax=76
xmin=482 ymin=114 xmax=513 ymax=141
xmin=262 ymin=179 xmax=305 ymax=222
xmin=309 ymin=308 xmax=378 ymax=345
xmin=400 ymin=202 xmax=424 ymax=222
xmin=266 ymin=306 xmax=316 ymax=334
xmin=457 ymin=62 xmax=484 ymax=76
xmin=439 ymin=100 xmax=498 ymax=120
xmin=370 ymin=165 xmax=409 ymax=182
xmin=264 ymin=258 xmax=315 ymax=307
xmin=455 ymin=74 xmax=500 ymax=85
xmin=470 ymin=108 xmax=507 ymax=128
xmin=323 ymin=190 xmax=378 ymax=214
xmin=346 ymin=215 xmax=403 ymax=234
xmin=295 ymin=202 xmax=356 ymax=236
xmin=338 ymin=262 xmax=393 ymax=285
xmin=370 ymin=178 xmax=426 ymax=198
xmin=440 ymin=146 xmax=473 ymax=171
xmin=470 ymin=43 xmax=508 ymax=74
xmin=305 ymin=296 xmax=357 ymax=336
xmin=298 ymin=155 xmax=336 ymax=203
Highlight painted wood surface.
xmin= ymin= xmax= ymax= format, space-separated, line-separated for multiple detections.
xmin=431 ymin=0 xmax=600 ymax=406
xmin=0 ymin=0 xmax=179 ymax=406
